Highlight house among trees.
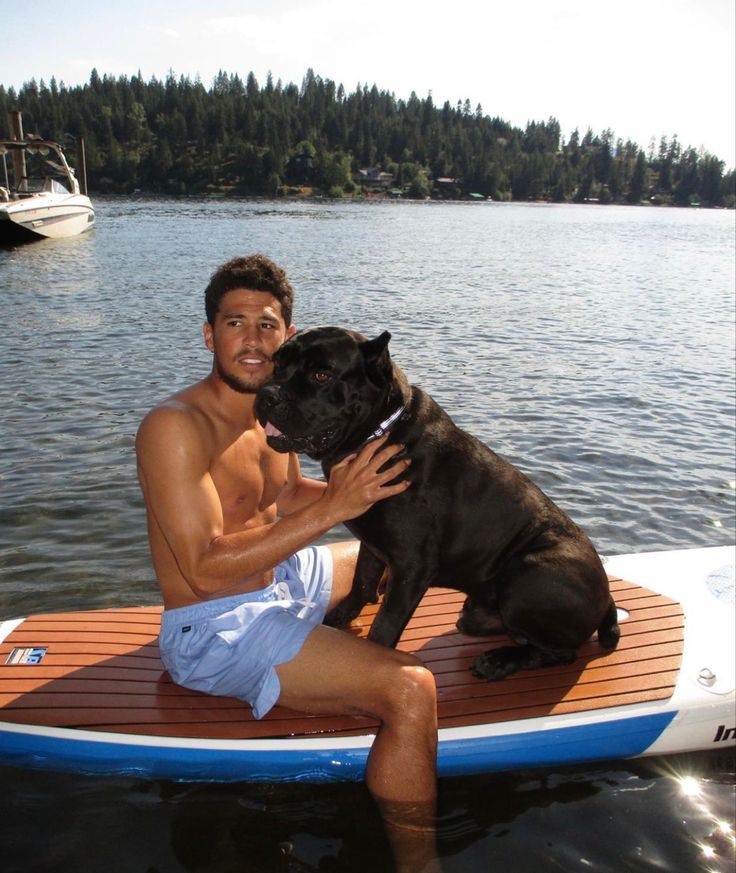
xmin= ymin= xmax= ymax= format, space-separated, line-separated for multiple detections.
xmin=287 ymin=152 xmax=314 ymax=180
xmin=434 ymin=177 xmax=462 ymax=199
xmin=355 ymin=167 xmax=394 ymax=190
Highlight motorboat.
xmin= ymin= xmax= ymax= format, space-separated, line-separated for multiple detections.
xmin=0 ymin=136 xmax=95 ymax=243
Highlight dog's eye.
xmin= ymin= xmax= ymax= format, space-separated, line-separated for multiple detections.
xmin=313 ymin=371 xmax=333 ymax=384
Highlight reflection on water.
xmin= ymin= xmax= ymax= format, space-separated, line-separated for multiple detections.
xmin=0 ymin=198 xmax=734 ymax=871
xmin=0 ymin=751 xmax=733 ymax=872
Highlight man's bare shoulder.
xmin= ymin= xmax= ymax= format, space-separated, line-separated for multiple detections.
xmin=136 ymin=382 xmax=213 ymax=463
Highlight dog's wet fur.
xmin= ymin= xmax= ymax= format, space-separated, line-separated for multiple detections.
xmin=255 ymin=327 xmax=620 ymax=680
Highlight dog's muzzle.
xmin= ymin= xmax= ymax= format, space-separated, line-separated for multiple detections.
xmin=255 ymin=383 xmax=342 ymax=458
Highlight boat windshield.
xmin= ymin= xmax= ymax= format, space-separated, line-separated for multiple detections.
xmin=23 ymin=176 xmax=71 ymax=195
xmin=0 ymin=143 xmax=76 ymax=196
xmin=44 ymin=179 xmax=70 ymax=194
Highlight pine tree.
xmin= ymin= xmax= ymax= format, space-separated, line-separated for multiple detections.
xmin=0 ymin=68 xmax=729 ymax=204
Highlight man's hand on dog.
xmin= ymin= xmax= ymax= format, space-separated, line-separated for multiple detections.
xmin=321 ymin=435 xmax=411 ymax=523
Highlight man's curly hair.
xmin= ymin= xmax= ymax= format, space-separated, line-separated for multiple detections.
xmin=204 ymin=254 xmax=294 ymax=326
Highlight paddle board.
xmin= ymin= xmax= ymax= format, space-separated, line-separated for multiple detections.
xmin=0 ymin=546 xmax=733 ymax=782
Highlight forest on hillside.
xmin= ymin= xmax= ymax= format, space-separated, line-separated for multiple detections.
xmin=1 ymin=68 xmax=733 ymax=207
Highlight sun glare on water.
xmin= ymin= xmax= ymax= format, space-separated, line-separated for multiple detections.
xmin=669 ymin=769 xmax=736 ymax=873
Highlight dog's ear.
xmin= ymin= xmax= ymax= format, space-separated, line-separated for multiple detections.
xmin=360 ymin=331 xmax=391 ymax=361
xmin=359 ymin=331 xmax=392 ymax=385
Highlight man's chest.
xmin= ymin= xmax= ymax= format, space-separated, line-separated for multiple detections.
xmin=210 ymin=434 xmax=288 ymax=523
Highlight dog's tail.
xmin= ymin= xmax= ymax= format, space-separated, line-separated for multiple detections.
xmin=597 ymin=596 xmax=621 ymax=650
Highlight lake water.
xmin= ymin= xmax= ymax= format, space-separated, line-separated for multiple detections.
xmin=1 ymin=199 xmax=734 ymax=871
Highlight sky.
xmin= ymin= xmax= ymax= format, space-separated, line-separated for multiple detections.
xmin=1 ymin=0 xmax=734 ymax=165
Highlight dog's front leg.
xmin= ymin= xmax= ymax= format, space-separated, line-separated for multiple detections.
xmin=324 ymin=543 xmax=385 ymax=628
xmin=368 ymin=569 xmax=433 ymax=648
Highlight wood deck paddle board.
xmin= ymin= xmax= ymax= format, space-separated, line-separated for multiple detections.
xmin=0 ymin=546 xmax=733 ymax=782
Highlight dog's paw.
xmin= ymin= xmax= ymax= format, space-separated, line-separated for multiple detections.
xmin=471 ymin=647 xmax=521 ymax=681
xmin=472 ymin=644 xmax=578 ymax=681
xmin=323 ymin=607 xmax=348 ymax=627
xmin=324 ymin=601 xmax=363 ymax=628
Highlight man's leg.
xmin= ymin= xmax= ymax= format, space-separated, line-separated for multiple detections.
xmin=314 ymin=542 xmax=441 ymax=870
xmin=320 ymin=541 xmax=436 ymax=793
xmin=275 ymin=623 xmax=439 ymax=871
xmin=275 ymin=622 xmax=437 ymax=801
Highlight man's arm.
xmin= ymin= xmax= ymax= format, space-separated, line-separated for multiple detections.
xmin=136 ymin=406 xmax=409 ymax=599
xmin=276 ymin=452 xmax=327 ymax=516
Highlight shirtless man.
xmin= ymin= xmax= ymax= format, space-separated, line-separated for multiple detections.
xmin=136 ymin=255 xmax=439 ymax=871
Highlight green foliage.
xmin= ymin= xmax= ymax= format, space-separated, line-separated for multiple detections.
xmin=0 ymin=70 xmax=730 ymax=206
xmin=406 ymin=166 xmax=431 ymax=199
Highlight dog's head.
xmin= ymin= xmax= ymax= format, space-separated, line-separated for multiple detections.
xmin=255 ymin=326 xmax=397 ymax=460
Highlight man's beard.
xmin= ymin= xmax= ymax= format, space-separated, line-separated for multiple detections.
xmin=215 ymin=359 xmax=265 ymax=394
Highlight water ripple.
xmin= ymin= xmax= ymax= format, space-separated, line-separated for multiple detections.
xmin=0 ymin=199 xmax=734 ymax=617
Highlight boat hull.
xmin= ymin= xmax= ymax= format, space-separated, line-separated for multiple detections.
xmin=0 ymin=194 xmax=95 ymax=242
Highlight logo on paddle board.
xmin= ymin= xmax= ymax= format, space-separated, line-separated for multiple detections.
xmin=713 ymin=724 xmax=735 ymax=743
xmin=5 ymin=647 xmax=47 ymax=665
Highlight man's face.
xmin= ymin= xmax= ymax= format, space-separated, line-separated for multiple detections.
xmin=204 ymin=289 xmax=296 ymax=394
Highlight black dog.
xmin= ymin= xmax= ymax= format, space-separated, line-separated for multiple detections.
xmin=255 ymin=327 xmax=619 ymax=680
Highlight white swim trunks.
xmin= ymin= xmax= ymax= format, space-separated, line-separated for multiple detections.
xmin=158 ymin=545 xmax=333 ymax=719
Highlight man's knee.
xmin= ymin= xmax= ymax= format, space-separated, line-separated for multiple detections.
xmin=386 ymin=663 xmax=437 ymax=723
xmin=402 ymin=663 xmax=437 ymax=702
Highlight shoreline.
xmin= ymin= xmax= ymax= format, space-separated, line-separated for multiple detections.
xmin=117 ymin=188 xmax=732 ymax=209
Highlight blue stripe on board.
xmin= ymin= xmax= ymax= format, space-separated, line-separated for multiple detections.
xmin=436 ymin=711 xmax=678 ymax=777
xmin=0 ymin=711 xmax=676 ymax=782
